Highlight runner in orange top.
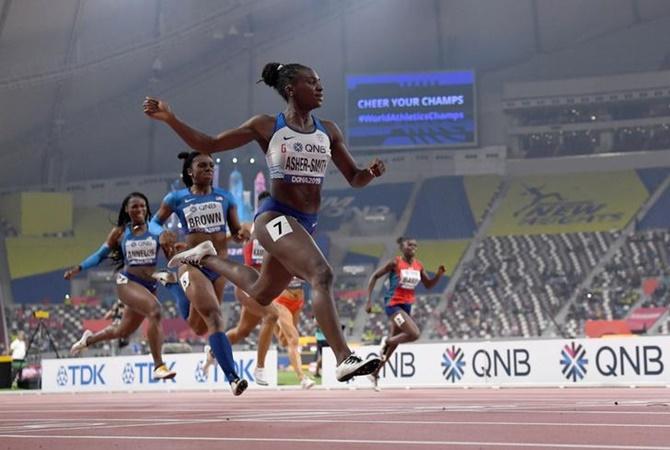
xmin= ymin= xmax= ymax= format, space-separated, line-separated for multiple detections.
xmin=365 ymin=237 xmax=445 ymax=389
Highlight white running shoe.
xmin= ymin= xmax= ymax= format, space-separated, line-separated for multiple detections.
xmin=70 ymin=330 xmax=93 ymax=356
xmin=230 ymin=378 xmax=249 ymax=396
xmin=254 ymin=367 xmax=269 ymax=386
xmin=151 ymin=271 xmax=178 ymax=286
xmin=300 ymin=376 xmax=315 ymax=390
xmin=335 ymin=353 xmax=381 ymax=382
xmin=202 ymin=345 xmax=215 ymax=380
xmin=167 ymin=240 xmax=217 ymax=269
xmin=153 ymin=364 xmax=177 ymax=380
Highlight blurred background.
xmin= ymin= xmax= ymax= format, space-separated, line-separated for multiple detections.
xmin=0 ymin=0 xmax=669 ymax=381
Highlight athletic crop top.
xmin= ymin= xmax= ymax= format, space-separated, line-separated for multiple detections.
xmin=121 ymin=225 xmax=160 ymax=267
xmin=266 ymin=113 xmax=332 ymax=185
xmin=163 ymin=187 xmax=236 ymax=234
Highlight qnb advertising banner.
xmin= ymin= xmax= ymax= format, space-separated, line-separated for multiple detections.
xmin=346 ymin=71 xmax=477 ymax=150
xmin=42 ymin=351 xmax=277 ymax=393
xmin=322 ymin=337 xmax=669 ymax=388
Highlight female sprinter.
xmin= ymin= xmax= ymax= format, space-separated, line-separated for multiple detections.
xmin=65 ymin=192 xmax=176 ymax=380
xmin=144 ymin=62 xmax=384 ymax=382
xmin=150 ymin=151 xmax=248 ymax=395
xmin=365 ymin=237 xmax=446 ymax=389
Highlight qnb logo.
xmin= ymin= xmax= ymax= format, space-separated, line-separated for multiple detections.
xmin=56 ymin=366 xmax=68 ymax=386
xmin=560 ymin=342 xmax=588 ymax=382
xmin=293 ymin=142 xmax=303 ymax=152
xmin=441 ymin=345 xmax=466 ymax=383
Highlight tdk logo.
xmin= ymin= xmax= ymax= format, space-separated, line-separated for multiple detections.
xmin=56 ymin=364 xmax=106 ymax=386
xmin=199 ymin=358 xmax=255 ymax=383
xmin=121 ymin=361 xmax=177 ymax=385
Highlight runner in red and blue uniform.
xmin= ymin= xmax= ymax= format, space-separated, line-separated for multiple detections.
xmin=365 ymin=237 xmax=445 ymax=389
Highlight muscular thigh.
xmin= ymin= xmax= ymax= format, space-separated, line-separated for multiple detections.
xmin=254 ymin=211 xmax=330 ymax=285
xmin=116 ymin=282 xmax=158 ymax=316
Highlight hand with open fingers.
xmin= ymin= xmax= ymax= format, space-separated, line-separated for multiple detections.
xmin=143 ymin=96 xmax=173 ymax=122
xmin=368 ymin=159 xmax=385 ymax=178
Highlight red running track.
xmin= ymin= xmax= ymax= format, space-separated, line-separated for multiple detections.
xmin=0 ymin=387 xmax=669 ymax=450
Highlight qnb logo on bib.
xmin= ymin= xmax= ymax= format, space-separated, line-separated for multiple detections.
xmin=399 ymin=269 xmax=421 ymax=289
xmin=184 ymin=201 xmax=226 ymax=233
xmin=125 ymin=237 xmax=157 ymax=265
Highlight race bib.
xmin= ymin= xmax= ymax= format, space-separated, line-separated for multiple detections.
xmin=251 ymin=239 xmax=265 ymax=264
xmin=124 ymin=237 xmax=157 ymax=265
xmin=183 ymin=201 xmax=226 ymax=233
xmin=399 ymin=268 xmax=421 ymax=289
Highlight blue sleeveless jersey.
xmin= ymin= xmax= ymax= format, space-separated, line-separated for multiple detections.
xmin=163 ymin=187 xmax=236 ymax=234
xmin=121 ymin=225 xmax=160 ymax=267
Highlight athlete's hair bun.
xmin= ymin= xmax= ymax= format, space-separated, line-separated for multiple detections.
xmin=177 ymin=151 xmax=190 ymax=160
xmin=261 ymin=62 xmax=283 ymax=88
xmin=396 ymin=237 xmax=405 ymax=245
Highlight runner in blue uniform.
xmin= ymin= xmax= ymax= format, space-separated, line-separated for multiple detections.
xmin=150 ymin=151 xmax=248 ymax=395
xmin=65 ymin=192 xmax=176 ymax=380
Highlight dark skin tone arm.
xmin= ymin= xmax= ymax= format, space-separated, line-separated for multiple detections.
xmin=142 ymin=99 xmax=386 ymax=190
xmin=365 ymin=262 xmax=446 ymax=312
xmin=421 ymin=265 xmax=446 ymax=290
xmin=365 ymin=260 xmax=396 ymax=313
xmin=64 ymin=227 xmax=123 ymax=279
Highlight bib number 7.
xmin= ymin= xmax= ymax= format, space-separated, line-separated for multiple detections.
xmin=266 ymin=216 xmax=293 ymax=242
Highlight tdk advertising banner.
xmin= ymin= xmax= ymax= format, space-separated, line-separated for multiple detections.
xmin=42 ymin=350 xmax=277 ymax=392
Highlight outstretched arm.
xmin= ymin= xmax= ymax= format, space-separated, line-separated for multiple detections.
xmin=150 ymin=199 xmax=177 ymax=258
xmin=365 ymin=260 xmax=395 ymax=313
xmin=64 ymin=228 xmax=122 ymax=279
xmin=325 ymin=120 xmax=385 ymax=188
xmin=421 ymin=265 xmax=446 ymax=290
xmin=143 ymin=97 xmax=272 ymax=154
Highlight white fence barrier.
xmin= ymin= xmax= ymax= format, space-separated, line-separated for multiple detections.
xmin=41 ymin=350 xmax=277 ymax=393
xmin=322 ymin=337 xmax=670 ymax=388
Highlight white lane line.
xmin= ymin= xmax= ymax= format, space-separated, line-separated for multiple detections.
xmin=0 ymin=434 xmax=668 ymax=449
xmin=239 ymin=418 xmax=670 ymax=428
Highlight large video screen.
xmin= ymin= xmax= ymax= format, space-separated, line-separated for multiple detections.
xmin=346 ymin=71 xmax=476 ymax=150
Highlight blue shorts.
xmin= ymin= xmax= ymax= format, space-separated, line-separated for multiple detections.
xmin=255 ymin=196 xmax=318 ymax=235
xmin=199 ymin=266 xmax=220 ymax=283
xmin=385 ymin=303 xmax=412 ymax=317
xmin=121 ymin=271 xmax=158 ymax=293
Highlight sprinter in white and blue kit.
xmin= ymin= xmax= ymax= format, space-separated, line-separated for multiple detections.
xmin=65 ymin=192 xmax=176 ymax=380
xmin=144 ymin=62 xmax=385 ymax=382
xmin=150 ymin=151 xmax=249 ymax=395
